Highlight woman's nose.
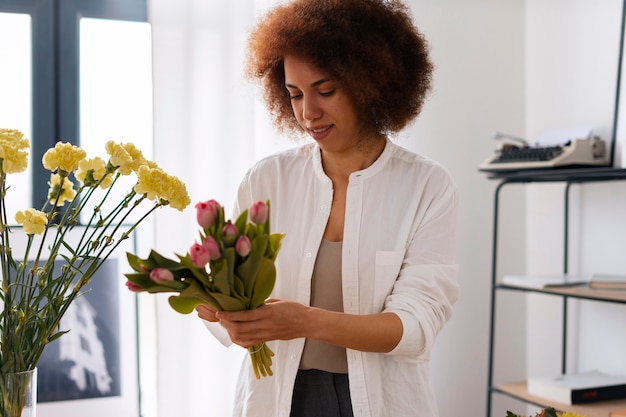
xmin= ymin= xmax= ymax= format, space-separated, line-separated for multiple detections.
xmin=302 ymin=95 xmax=322 ymax=121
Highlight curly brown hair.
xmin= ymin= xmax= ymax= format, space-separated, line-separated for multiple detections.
xmin=245 ymin=0 xmax=433 ymax=138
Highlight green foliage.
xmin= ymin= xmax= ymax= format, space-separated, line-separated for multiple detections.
xmin=125 ymin=200 xmax=284 ymax=314
xmin=124 ymin=200 xmax=284 ymax=378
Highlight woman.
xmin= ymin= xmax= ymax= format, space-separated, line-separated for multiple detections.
xmin=196 ymin=1 xmax=459 ymax=416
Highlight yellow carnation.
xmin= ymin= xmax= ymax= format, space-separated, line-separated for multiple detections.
xmin=105 ymin=141 xmax=148 ymax=175
xmin=162 ymin=175 xmax=191 ymax=211
xmin=134 ymin=166 xmax=190 ymax=211
xmin=42 ymin=142 xmax=87 ymax=174
xmin=0 ymin=128 xmax=30 ymax=174
xmin=15 ymin=208 xmax=48 ymax=235
xmin=75 ymin=157 xmax=113 ymax=189
xmin=48 ymin=173 xmax=77 ymax=205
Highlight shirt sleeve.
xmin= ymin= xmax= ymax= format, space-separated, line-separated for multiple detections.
xmin=385 ymin=166 xmax=460 ymax=359
xmin=202 ymin=319 xmax=233 ymax=347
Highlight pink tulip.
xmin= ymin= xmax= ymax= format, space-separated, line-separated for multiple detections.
xmin=125 ymin=281 xmax=144 ymax=292
xmin=202 ymin=235 xmax=221 ymax=260
xmin=190 ymin=242 xmax=211 ymax=267
xmin=249 ymin=201 xmax=268 ymax=225
xmin=223 ymin=222 xmax=238 ymax=238
xmin=195 ymin=199 xmax=221 ymax=229
xmin=149 ymin=268 xmax=174 ymax=284
xmin=235 ymin=235 xmax=252 ymax=257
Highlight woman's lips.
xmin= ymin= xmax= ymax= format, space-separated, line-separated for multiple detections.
xmin=308 ymin=125 xmax=333 ymax=141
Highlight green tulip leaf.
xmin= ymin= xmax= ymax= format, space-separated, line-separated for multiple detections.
xmin=236 ymin=234 xmax=268 ymax=296
xmin=249 ymin=258 xmax=276 ymax=309
xmin=210 ymin=292 xmax=246 ymax=312
xmin=168 ymin=279 xmax=223 ymax=314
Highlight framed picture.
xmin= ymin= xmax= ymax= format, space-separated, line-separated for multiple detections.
xmin=32 ymin=229 xmax=141 ymax=416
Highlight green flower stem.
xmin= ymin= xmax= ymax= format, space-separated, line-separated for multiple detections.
xmin=248 ymin=343 xmax=274 ymax=379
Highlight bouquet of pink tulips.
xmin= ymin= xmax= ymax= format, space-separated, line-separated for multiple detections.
xmin=124 ymin=200 xmax=284 ymax=378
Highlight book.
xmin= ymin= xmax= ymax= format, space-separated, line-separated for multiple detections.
xmin=501 ymin=274 xmax=590 ymax=290
xmin=528 ymin=370 xmax=626 ymax=405
xmin=589 ymin=274 xmax=626 ymax=290
xmin=610 ymin=409 xmax=626 ymax=417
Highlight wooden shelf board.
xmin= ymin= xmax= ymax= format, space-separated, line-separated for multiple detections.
xmin=497 ymin=283 xmax=626 ymax=303
xmin=496 ymin=381 xmax=626 ymax=417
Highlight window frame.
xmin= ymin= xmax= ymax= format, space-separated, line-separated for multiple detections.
xmin=0 ymin=0 xmax=147 ymax=207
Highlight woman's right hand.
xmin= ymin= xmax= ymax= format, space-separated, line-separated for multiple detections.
xmin=196 ymin=304 xmax=219 ymax=322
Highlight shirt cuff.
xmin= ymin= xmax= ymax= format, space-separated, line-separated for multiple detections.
xmin=202 ymin=319 xmax=233 ymax=347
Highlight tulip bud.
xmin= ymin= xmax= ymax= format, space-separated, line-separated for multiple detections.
xmin=223 ymin=222 xmax=238 ymax=237
xmin=149 ymin=268 xmax=175 ymax=284
xmin=222 ymin=221 xmax=238 ymax=247
xmin=249 ymin=201 xmax=268 ymax=225
xmin=202 ymin=235 xmax=221 ymax=260
xmin=125 ymin=281 xmax=144 ymax=293
xmin=195 ymin=199 xmax=221 ymax=229
xmin=190 ymin=242 xmax=211 ymax=267
xmin=235 ymin=235 xmax=252 ymax=257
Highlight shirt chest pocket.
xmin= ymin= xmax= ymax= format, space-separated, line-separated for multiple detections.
xmin=373 ymin=250 xmax=404 ymax=312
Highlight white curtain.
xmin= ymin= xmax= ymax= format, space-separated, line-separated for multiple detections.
xmin=145 ymin=1 xmax=292 ymax=416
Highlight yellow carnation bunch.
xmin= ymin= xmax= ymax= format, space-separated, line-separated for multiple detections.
xmin=0 ymin=128 xmax=190 ymax=414
xmin=0 ymin=128 xmax=29 ymax=174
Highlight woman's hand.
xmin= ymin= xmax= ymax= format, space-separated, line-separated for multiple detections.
xmin=196 ymin=304 xmax=219 ymax=322
xmin=212 ymin=298 xmax=310 ymax=348
xmin=197 ymin=298 xmax=403 ymax=353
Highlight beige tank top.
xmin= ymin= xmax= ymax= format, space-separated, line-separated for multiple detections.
xmin=299 ymin=239 xmax=348 ymax=374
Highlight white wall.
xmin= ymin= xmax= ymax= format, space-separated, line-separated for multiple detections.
xmin=409 ymin=1 xmax=626 ymax=417
xmin=146 ymin=1 xmax=626 ymax=417
xmin=524 ymin=0 xmax=626 ymax=416
xmin=403 ymin=1 xmax=527 ymax=416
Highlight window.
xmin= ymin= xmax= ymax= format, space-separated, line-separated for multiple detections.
xmin=0 ymin=0 xmax=149 ymax=212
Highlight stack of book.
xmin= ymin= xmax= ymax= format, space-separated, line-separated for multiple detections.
xmin=589 ymin=274 xmax=626 ymax=290
xmin=501 ymin=273 xmax=626 ymax=290
xmin=528 ymin=370 xmax=626 ymax=405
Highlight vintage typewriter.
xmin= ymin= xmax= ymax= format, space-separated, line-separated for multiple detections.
xmin=478 ymin=131 xmax=610 ymax=173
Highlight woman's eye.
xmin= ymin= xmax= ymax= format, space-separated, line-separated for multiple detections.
xmin=320 ymin=90 xmax=335 ymax=97
xmin=289 ymin=93 xmax=302 ymax=100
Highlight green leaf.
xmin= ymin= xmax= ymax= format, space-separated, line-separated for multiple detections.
xmin=167 ymin=279 xmax=223 ymax=314
xmin=249 ymin=258 xmax=276 ymax=309
xmin=236 ymin=234 xmax=269 ymax=296
xmin=48 ymin=329 xmax=71 ymax=343
xmin=176 ymin=254 xmax=214 ymax=288
xmin=234 ymin=209 xmax=248 ymax=235
xmin=149 ymin=249 xmax=186 ymax=270
xmin=126 ymin=252 xmax=145 ymax=272
xmin=544 ymin=407 xmax=558 ymax=417
xmin=210 ymin=292 xmax=246 ymax=311
xmin=209 ymin=254 xmax=232 ymax=296
xmin=266 ymin=233 xmax=285 ymax=260
xmin=124 ymin=272 xmax=188 ymax=292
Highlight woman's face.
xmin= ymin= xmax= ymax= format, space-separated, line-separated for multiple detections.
xmin=284 ymin=55 xmax=362 ymax=153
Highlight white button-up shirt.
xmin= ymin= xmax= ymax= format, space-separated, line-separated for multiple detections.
xmin=205 ymin=139 xmax=459 ymax=417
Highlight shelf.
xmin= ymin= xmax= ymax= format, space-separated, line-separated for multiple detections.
xmin=486 ymin=171 xmax=626 ymax=416
xmin=496 ymin=283 xmax=626 ymax=304
xmin=485 ymin=167 xmax=626 ymax=183
xmin=495 ymin=381 xmax=626 ymax=417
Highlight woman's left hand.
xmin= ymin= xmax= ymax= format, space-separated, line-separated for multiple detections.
xmin=215 ymin=298 xmax=310 ymax=348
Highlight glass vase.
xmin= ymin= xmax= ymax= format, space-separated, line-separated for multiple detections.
xmin=0 ymin=368 xmax=37 ymax=417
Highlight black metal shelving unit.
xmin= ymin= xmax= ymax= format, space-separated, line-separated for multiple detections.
xmin=485 ymin=167 xmax=626 ymax=417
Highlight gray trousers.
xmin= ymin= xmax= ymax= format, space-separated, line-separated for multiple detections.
xmin=290 ymin=369 xmax=354 ymax=417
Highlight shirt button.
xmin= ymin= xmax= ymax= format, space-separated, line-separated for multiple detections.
xmin=305 ymin=253 xmax=312 ymax=258
xmin=321 ymin=204 xmax=327 ymax=211
xmin=290 ymin=354 xmax=297 ymax=360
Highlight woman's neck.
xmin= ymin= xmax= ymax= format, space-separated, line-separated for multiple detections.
xmin=321 ymin=135 xmax=386 ymax=179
